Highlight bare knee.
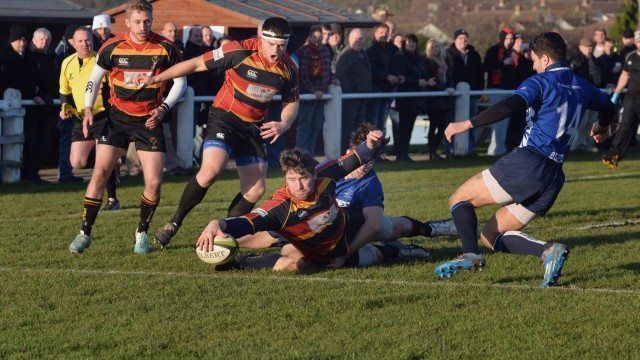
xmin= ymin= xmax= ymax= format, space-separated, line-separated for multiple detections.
xmin=243 ymin=183 xmax=266 ymax=203
xmin=196 ymin=168 xmax=221 ymax=187
xmin=70 ymin=156 xmax=88 ymax=169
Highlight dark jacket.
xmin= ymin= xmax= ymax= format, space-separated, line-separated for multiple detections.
xmin=391 ymin=50 xmax=426 ymax=111
xmin=424 ymin=57 xmax=453 ymax=111
xmin=31 ymin=49 xmax=60 ymax=104
xmin=620 ymin=45 xmax=636 ymax=61
xmin=335 ymin=47 xmax=372 ymax=93
xmin=514 ymin=53 xmax=535 ymax=84
xmin=445 ymin=44 xmax=484 ymax=90
xmin=484 ymin=43 xmax=519 ymax=89
xmin=366 ymin=40 xmax=398 ymax=92
xmin=596 ymin=52 xmax=622 ymax=87
xmin=569 ymin=52 xmax=602 ymax=87
xmin=184 ymin=41 xmax=210 ymax=95
xmin=0 ymin=45 xmax=38 ymax=98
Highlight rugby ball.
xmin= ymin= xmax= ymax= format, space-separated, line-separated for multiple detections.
xmin=195 ymin=234 xmax=239 ymax=265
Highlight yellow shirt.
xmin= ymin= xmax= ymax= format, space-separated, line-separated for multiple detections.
xmin=59 ymin=51 xmax=106 ymax=116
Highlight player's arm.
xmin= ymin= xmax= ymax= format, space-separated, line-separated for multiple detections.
xmin=259 ymin=101 xmax=299 ymax=144
xmin=147 ymin=57 xmax=207 ymax=85
xmin=611 ymin=70 xmax=629 ymax=104
xmin=445 ymin=95 xmax=528 ymax=142
xmin=589 ymin=88 xmax=617 ymax=143
xmin=348 ymin=206 xmax=384 ymax=252
xmin=316 ymin=131 xmax=383 ymax=180
xmin=145 ymin=75 xmax=186 ymax=129
xmin=58 ymin=64 xmax=74 ymax=119
xmin=83 ymin=64 xmax=108 ymax=137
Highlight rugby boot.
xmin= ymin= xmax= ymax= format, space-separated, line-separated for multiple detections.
xmin=396 ymin=244 xmax=431 ymax=260
xmin=69 ymin=231 xmax=92 ymax=254
xmin=601 ymin=154 xmax=619 ymax=169
xmin=426 ymin=219 xmax=457 ymax=237
xmin=102 ymin=198 xmax=121 ymax=211
xmin=435 ymin=253 xmax=486 ymax=278
xmin=134 ymin=230 xmax=151 ymax=255
xmin=154 ymin=222 xmax=179 ymax=248
xmin=540 ymin=243 xmax=570 ymax=288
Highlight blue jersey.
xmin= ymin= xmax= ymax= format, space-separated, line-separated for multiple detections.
xmin=514 ymin=63 xmax=609 ymax=163
xmin=335 ymin=170 xmax=384 ymax=209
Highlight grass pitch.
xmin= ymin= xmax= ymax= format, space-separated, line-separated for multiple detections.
xmin=1 ymin=151 xmax=640 ymax=358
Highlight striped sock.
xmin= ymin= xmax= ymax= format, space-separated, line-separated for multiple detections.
xmin=81 ymin=197 xmax=103 ymax=235
xmin=138 ymin=194 xmax=159 ymax=233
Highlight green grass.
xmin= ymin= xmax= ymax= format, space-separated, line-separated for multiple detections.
xmin=2 ymin=151 xmax=640 ymax=358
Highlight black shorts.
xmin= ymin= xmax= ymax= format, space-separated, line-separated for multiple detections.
xmin=71 ymin=111 xmax=108 ymax=142
xmin=203 ymin=107 xmax=268 ymax=165
xmin=98 ymin=107 xmax=165 ymax=152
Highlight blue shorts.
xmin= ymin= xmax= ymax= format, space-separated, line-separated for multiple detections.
xmin=488 ymin=147 xmax=565 ymax=216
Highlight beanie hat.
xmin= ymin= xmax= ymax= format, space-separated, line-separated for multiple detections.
xmin=65 ymin=24 xmax=80 ymax=41
xmin=92 ymin=14 xmax=111 ymax=31
xmin=453 ymin=28 xmax=468 ymax=40
xmin=9 ymin=24 xmax=28 ymax=42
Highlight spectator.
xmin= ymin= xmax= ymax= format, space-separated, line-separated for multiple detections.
xmin=92 ymin=14 xmax=113 ymax=51
xmin=506 ymin=34 xmax=535 ymax=152
xmin=327 ymin=23 xmax=344 ymax=74
xmin=0 ymin=25 xmax=38 ymax=100
xmin=321 ymin=23 xmax=332 ymax=45
xmin=483 ymin=27 xmax=517 ymax=156
xmin=54 ymin=24 xmax=79 ymax=61
xmin=201 ymin=26 xmax=216 ymax=49
xmin=620 ymin=29 xmax=636 ymax=60
xmin=183 ymin=26 xmax=204 ymax=59
xmin=162 ymin=22 xmax=183 ymax=52
xmin=335 ymin=28 xmax=372 ymax=152
xmin=445 ymin=28 xmax=484 ymax=153
xmin=597 ymin=38 xmax=622 ymax=89
xmin=295 ymin=25 xmax=332 ymax=155
xmin=392 ymin=34 xmax=403 ymax=50
xmin=570 ymin=37 xmax=602 ymax=151
xmin=423 ymin=39 xmax=454 ymax=160
xmin=385 ymin=20 xmax=396 ymax=42
xmin=366 ymin=23 xmax=399 ymax=132
xmin=390 ymin=34 xmax=427 ymax=162
xmin=592 ymin=27 xmax=606 ymax=58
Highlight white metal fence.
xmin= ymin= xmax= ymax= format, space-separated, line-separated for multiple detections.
xmin=0 ymin=83 xmax=528 ymax=183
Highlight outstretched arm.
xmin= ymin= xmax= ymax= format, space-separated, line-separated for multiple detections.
xmin=316 ymin=131 xmax=383 ymax=180
xmin=139 ymin=57 xmax=207 ymax=86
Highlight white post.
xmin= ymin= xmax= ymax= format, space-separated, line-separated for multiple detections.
xmin=453 ymin=82 xmax=471 ymax=155
xmin=176 ymin=86 xmax=195 ymax=169
xmin=1 ymin=89 xmax=25 ymax=183
xmin=323 ymin=84 xmax=342 ymax=159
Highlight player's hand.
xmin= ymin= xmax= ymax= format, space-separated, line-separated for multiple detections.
xmin=135 ymin=73 xmax=156 ymax=87
xmin=197 ymin=220 xmax=226 ymax=252
xmin=611 ymin=93 xmax=620 ymax=105
xmin=260 ymin=121 xmax=289 ymax=144
xmin=365 ymin=130 xmax=383 ymax=150
xmin=590 ymin=122 xmax=608 ymax=144
xmin=82 ymin=108 xmax=94 ymax=138
xmin=444 ymin=120 xmax=472 ymax=142
xmin=326 ymin=255 xmax=347 ymax=269
xmin=146 ymin=107 xmax=166 ymax=129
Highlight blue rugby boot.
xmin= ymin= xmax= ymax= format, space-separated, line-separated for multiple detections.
xmin=435 ymin=253 xmax=485 ymax=278
xmin=69 ymin=231 xmax=92 ymax=254
xmin=540 ymin=243 xmax=570 ymax=288
xmin=134 ymin=230 xmax=151 ymax=255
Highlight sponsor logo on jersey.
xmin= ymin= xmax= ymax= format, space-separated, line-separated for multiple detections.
xmin=246 ymin=84 xmax=277 ymax=102
xmin=255 ymin=208 xmax=268 ymax=217
xmin=306 ymin=204 xmax=338 ymax=233
xmin=247 ymin=69 xmax=258 ymax=79
xmin=123 ymin=71 xmax=152 ymax=86
xmin=216 ymin=132 xmax=225 ymax=139
xmin=297 ymin=210 xmax=308 ymax=219
xmin=212 ymin=48 xmax=224 ymax=61
xmin=118 ymin=57 xmax=129 ymax=66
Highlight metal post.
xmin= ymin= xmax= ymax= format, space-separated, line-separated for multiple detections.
xmin=453 ymin=82 xmax=471 ymax=155
xmin=323 ymin=84 xmax=342 ymax=159
xmin=1 ymin=89 xmax=25 ymax=183
xmin=176 ymin=86 xmax=195 ymax=169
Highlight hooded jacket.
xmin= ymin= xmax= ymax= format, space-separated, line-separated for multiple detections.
xmin=483 ymin=29 xmax=519 ymax=89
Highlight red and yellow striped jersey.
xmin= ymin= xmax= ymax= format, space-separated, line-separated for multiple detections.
xmin=97 ymin=32 xmax=181 ymax=117
xmin=201 ymin=37 xmax=299 ymax=122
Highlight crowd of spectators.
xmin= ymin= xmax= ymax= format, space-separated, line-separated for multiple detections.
xmin=0 ymin=17 xmax=638 ymax=182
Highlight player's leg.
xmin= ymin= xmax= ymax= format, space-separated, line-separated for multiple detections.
xmin=604 ymin=99 xmax=640 ymax=167
xmin=385 ymin=216 xmax=457 ymax=239
xmin=273 ymin=244 xmax=319 ymax=272
xmin=134 ymin=150 xmax=164 ymax=254
xmin=69 ymin=144 xmax=125 ymax=254
xmin=237 ymin=231 xmax=279 ymax=249
xmin=69 ymin=140 xmax=95 ymax=169
xmin=230 ymin=162 xmax=267 ymax=217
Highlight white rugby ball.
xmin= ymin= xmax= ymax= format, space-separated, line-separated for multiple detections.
xmin=196 ymin=234 xmax=239 ymax=265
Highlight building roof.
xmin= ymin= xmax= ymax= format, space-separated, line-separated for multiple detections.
xmin=0 ymin=0 xmax=100 ymax=23
xmin=207 ymin=0 xmax=377 ymax=26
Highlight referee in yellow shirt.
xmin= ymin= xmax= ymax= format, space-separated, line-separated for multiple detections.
xmin=59 ymin=26 xmax=120 ymax=210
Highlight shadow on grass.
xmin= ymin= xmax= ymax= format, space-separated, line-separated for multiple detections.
xmin=544 ymin=206 xmax=640 ymax=220
xmin=562 ymin=230 xmax=640 ymax=248
xmin=619 ymin=262 xmax=640 ymax=274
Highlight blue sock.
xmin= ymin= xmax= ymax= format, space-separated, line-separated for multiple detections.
xmin=451 ymin=201 xmax=480 ymax=254
xmin=493 ymin=231 xmax=553 ymax=258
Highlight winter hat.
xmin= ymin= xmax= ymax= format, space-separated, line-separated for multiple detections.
xmin=9 ymin=25 xmax=27 ymax=42
xmin=92 ymin=14 xmax=111 ymax=31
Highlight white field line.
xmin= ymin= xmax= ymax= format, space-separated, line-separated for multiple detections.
xmin=1 ymin=266 xmax=639 ymax=296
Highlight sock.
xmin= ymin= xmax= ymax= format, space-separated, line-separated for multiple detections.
xmin=105 ymin=169 xmax=118 ymax=200
xmin=81 ymin=197 xmax=102 ymax=236
xmin=493 ymin=231 xmax=553 ymax=258
xmin=227 ymin=192 xmax=256 ymax=217
xmin=451 ymin=201 xmax=480 ymax=254
xmin=238 ymin=253 xmax=281 ymax=270
xmin=138 ymin=194 xmax=159 ymax=233
xmin=401 ymin=216 xmax=432 ymax=237
xmin=374 ymin=243 xmax=400 ymax=261
xmin=170 ymin=176 xmax=208 ymax=227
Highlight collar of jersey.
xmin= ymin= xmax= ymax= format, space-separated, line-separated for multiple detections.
xmin=545 ymin=62 xmax=570 ymax=72
xmin=125 ymin=32 xmax=151 ymax=52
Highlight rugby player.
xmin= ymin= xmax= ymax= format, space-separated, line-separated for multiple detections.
xmin=59 ymin=26 xmax=121 ymax=210
xmin=197 ymin=130 xmax=444 ymax=272
xmin=69 ymin=0 xmax=186 ymax=254
xmin=136 ymin=17 xmax=299 ymax=248
xmin=438 ymin=32 xmax=615 ymax=287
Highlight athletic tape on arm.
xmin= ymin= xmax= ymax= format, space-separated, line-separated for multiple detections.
xmin=163 ymin=76 xmax=187 ymax=109
xmin=84 ymin=65 xmax=108 ymax=109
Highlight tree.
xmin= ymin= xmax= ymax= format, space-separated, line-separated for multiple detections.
xmin=611 ymin=0 xmax=638 ymax=43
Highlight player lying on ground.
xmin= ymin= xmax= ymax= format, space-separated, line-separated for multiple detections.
xmin=197 ymin=130 xmax=441 ymax=271
xmin=438 ymin=32 xmax=615 ymax=287
xmin=237 ymin=122 xmax=457 ymax=269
